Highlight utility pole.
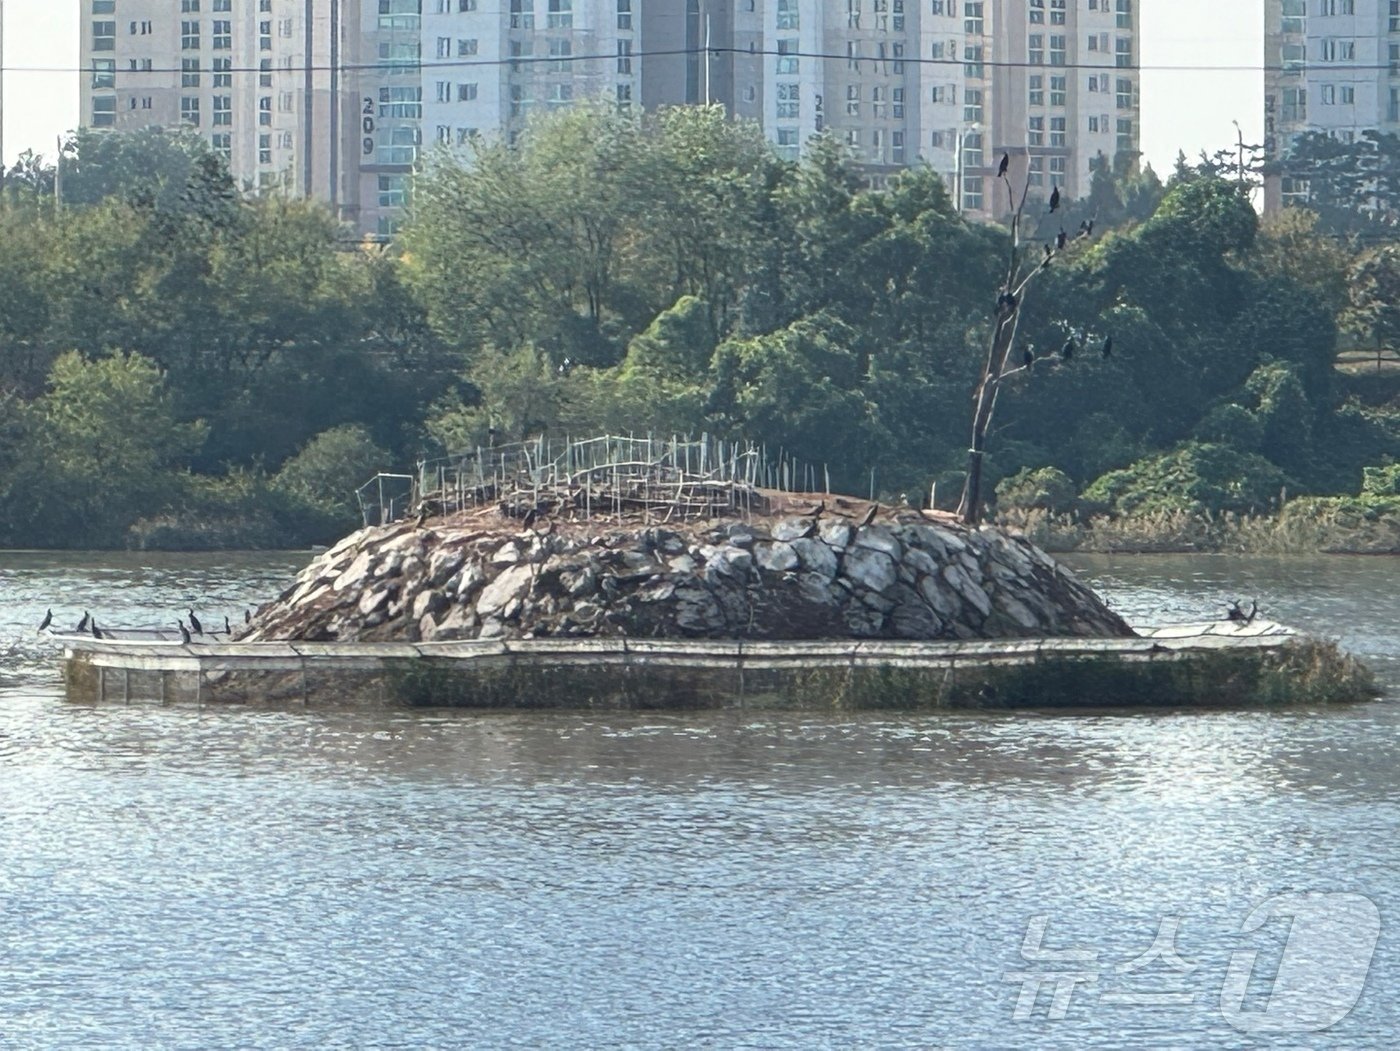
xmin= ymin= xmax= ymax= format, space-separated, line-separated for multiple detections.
xmin=1 ymin=0 xmax=6 ymax=179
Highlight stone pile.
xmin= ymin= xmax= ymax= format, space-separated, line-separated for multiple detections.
xmin=244 ymin=509 xmax=1134 ymax=643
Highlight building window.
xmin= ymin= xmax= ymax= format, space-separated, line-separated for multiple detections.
xmin=930 ymin=131 xmax=944 ymax=149
xmin=616 ymin=82 xmax=632 ymax=109
xmin=892 ymin=87 xmax=905 ymax=119
xmin=459 ymin=82 xmax=478 ymax=102
xmin=776 ymin=128 xmax=799 ymax=160
xmin=1050 ymin=0 xmax=1066 ymax=24
xmin=1116 ymin=37 xmax=1134 ymax=67
xmin=548 ymin=82 xmax=574 ymax=107
xmin=965 ymin=45 xmax=984 ymax=79
xmin=180 ymin=21 xmax=199 ymax=50
xmin=1117 ymin=117 xmax=1134 ymax=152
xmin=259 ymin=134 xmax=272 ymax=165
xmin=777 ymin=0 xmax=799 ymax=30
xmin=1050 ymin=116 xmax=1066 ymax=147
xmin=892 ymin=130 xmax=905 ymax=163
xmin=92 ymin=20 xmax=116 ymax=51
xmin=1028 ymin=34 xmax=1044 ymax=66
xmin=92 ymin=95 xmax=117 ymax=127
xmin=1028 ymin=116 xmax=1044 ymax=146
xmin=1116 ymin=0 xmax=1133 ymax=29
xmin=459 ymin=39 xmax=479 ymax=57
xmin=1049 ymin=35 xmax=1066 ymax=66
xmin=213 ymin=20 xmax=232 ymax=50
xmin=181 ymin=0 xmax=200 ymax=10
xmin=847 ymin=84 xmax=860 ymax=116
xmin=379 ymin=175 xmax=408 ymax=208
xmin=214 ymin=58 xmax=232 ymax=88
xmin=617 ymin=0 xmax=632 ymax=31
xmin=778 ymin=39 xmax=799 ymax=74
xmin=260 ymin=58 xmax=273 ymax=88
xmin=181 ymin=96 xmax=201 ymax=125
xmin=1029 ymin=75 xmax=1044 ymax=106
xmin=1116 ymin=77 xmax=1133 ymax=109
xmin=378 ymin=125 xmax=420 ymax=165
xmin=92 ymin=59 xmax=117 ymax=89
xmin=964 ymin=88 xmax=983 ymax=124
xmin=1029 ymin=0 xmax=1043 ymax=24
xmin=260 ymin=20 xmax=272 ymax=51
xmin=1029 ymin=156 xmax=1044 ymax=186
xmin=379 ymin=86 xmax=423 ymax=119
xmin=964 ymin=131 xmax=982 ymax=168
xmin=511 ymin=0 xmax=535 ymax=30
xmin=963 ymin=175 xmax=983 ymax=210
xmin=1283 ymin=86 xmax=1306 ymax=123
xmin=213 ymin=96 xmax=232 ymax=126
xmin=964 ymin=1 xmax=983 ymax=35
xmin=617 ymin=40 xmax=632 ymax=74
xmin=212 ymin=133 xmax=232 ymax=159
xmin=1051 ymin=75 xmax=1067 ymax=107
xmin=549 ymin=38 xmax=572 ymax=73
xmin=547 ymin=0 xmax=572 ymax=29
xmin=777 ymin=82 xmax=799 ymax=119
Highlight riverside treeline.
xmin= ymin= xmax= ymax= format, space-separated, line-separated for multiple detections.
xmin=1 ymin=107 xmax=1398 ymax=551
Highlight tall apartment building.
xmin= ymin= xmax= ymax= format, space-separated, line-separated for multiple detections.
xmin=714 ymin=0 xmax=1139 ymax=217
xmin=1263 ymin=0 xmax=1398 ymax=211
xmin=80 ymin=1 xmax=1140 ymax=231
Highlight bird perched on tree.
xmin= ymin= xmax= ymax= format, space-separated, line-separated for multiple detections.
xmin=37 ymin=609 xmax=52 ymax=633
xmin=1079 ymin=218 xmax=1095 ymax=238
xmin=188 ymin=609 xmax=203 ymax=635
xmin=997 ymin=152 xmax=1010 ymax=177
xmin=1100 ymin=334 xmax=1114 ymax=359
xmin=1056 ymin=228 xmax=1068 ymax=250
xmin=1060 ymin=336 xmax=1076 ymax=362
xmin=487 ymin=425 xmax=499 ymax=447
xmin=1022 ymin=346 xmax=1035 ymax=369
xmin=75 ymin=611 xmax=90 ymax=634
xmin=1048 ymin=185 xmax=1061 ymax=213
xmin=996 ymin=289 xmax=1018 ymax=314
xmin=859 ymin=503 xmax=879 ymax=527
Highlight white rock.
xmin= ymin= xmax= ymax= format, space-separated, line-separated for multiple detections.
xmin=842 ymin=545 xmax=898 ymax=595
xmin=476 ymin=563 xmax=534 ymax=615
xmin=772 ymin=517 xmax=815 ymax=542
xmin=853 ymin=525 xmax=902 ymax=560
xmin=755 ymin=541 xmax=799 ymax=573
xmin=818 ymin=519 xmax=853 ymax=550
xmin=791 ymin=537 xmax=839 ymax=579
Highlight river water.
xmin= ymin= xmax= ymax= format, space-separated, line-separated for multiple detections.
xmin=0 ymin=550 xmax=1397 ymax=1049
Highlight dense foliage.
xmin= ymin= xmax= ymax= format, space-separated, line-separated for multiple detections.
xmin=1 ymin=111 xmax=1399 ymax=548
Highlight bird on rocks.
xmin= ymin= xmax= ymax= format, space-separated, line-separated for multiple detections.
xmin=37 ymin=609 xmax=52 ymax=632
xmin=414 ymin=504 xmax=430 ymax=530
xmin=997 ymin=152 xmax=1010 ymax=177
xmin=1048 ymin=185 xmax=1061 ymax=213
xmin=806 ymin=500 xmax=826 ymax=519
xmin=859 ymin=503 xmax=879 ymax=527
xmin=1060 ymin=336 xmax=1076 ymax=362
xmin=188 ymin=609 xmax=203 ymax=635
xmin=75 ymin=611 xmax=90 ymax=634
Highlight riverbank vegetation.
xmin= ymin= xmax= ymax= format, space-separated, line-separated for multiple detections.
xmin=1 ymin=111 xmax=1399 ymax=550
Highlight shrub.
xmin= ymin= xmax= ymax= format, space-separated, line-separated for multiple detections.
xmin=1082 ymin=441 xmax=1292 ymax=517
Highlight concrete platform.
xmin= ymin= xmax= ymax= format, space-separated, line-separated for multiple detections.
xmin=56 ymin=620 xmax=1376 ymax=710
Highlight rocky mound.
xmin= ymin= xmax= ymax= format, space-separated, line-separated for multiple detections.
xmin=243 ymin=505 xmax=1134 ymax=643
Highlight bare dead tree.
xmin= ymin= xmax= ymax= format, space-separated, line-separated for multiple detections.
xmin=956 ymin=165 xmax=1092 ymax=526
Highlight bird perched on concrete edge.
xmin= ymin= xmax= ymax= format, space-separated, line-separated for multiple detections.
xmin=178 ymin=622 xmax=192 ymax=645
xmin=37 ymin=609 xmax=52 ymax=632
xmin=188 ymin=609 xmax=203 ymax=635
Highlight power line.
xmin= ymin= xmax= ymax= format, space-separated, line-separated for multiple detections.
xmin=0 ymin=44 xmax=1320 ymax=77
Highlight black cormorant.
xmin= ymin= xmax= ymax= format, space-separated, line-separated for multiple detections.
xmin=189 ymin=609 xmax=203 ymax=635
xmin=1048 ymin=185 xmax=1061 ymax=213
xmin=1022 ymin=347 xmax=1035 ymax=368
xmin=1056 ymin=229 xmax=1068 ymax=250
xmin=224 ymin=615 xmax=232 ymax=635
xmin=90 ymin=619 xmax=101 ymax=639
xmin=859 ymin=504 xmax=879 ymax=527
xmin=179 ymin=622 xmax=192 ymax=645
xmin=1060 ymin=336 xmax=1076 ymax=362
xmin=997 ymin=152 xmax=1010 ymax=177
xmin=37 ymin=609 xmax=52 ymax=632
xmin=245 ymin=608 xmax=252 ymax=624
xmin=75 ymin=611 xmax=90 ymax=633
xmin=1101 ymin=334 xmax=1113 ymax=359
